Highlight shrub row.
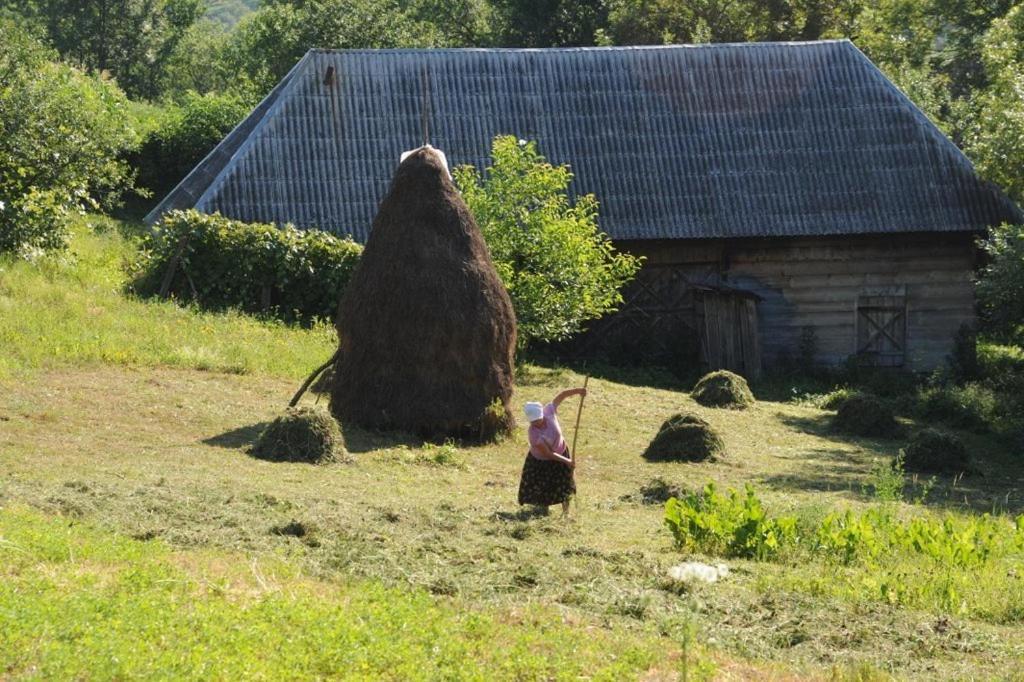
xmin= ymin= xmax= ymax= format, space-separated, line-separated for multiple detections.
xmin=132 ymin=210 xmax=362 ymax=324
xmin=665 ymin=482 xmax=1024 ymax=568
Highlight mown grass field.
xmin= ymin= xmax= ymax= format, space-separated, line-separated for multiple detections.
xmin=2 ymin=223 xmax=1024 ymax=679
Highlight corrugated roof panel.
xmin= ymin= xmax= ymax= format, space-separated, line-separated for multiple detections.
xmin=151 ymin=42 xmax=1022 ymax=241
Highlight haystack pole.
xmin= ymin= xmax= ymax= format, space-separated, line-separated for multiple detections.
xmin=329 ymin=146 xmax=517 ymax=442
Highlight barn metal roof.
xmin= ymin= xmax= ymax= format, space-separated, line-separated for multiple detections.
xmin=146 ymin=41 xmax=1022 ymax=241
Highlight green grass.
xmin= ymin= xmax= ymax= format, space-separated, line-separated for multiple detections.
xmin=0 ymin=505 xmax=677 ymax=680
xmin=3 ymin=217 xmax=1024 ymax=678
xmin=0 ymin=218 xmax=335 ymax=380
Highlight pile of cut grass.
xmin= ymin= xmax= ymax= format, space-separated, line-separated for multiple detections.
xmin=642 ymin=413 xmax=725 ymax=462
xmin=833 ymin=394 xmax=900 ymax=438
xmin=903 ymin=428 xmax=970 ymax=474
xmin=691 ymin=370 xmax=754 ymax=409
xmin=252 ymin=406 xmax=346 ymax=464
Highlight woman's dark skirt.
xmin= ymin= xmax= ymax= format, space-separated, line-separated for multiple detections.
xmin=517 ymin=451 xmax=576 ymax=506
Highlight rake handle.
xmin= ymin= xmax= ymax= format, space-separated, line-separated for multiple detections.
xmin=569 ymin=375 xmax=589 ymax=465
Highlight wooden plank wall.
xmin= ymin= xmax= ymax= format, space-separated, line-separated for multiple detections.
xmin=615 ymin=232 xmax=978 ymax=371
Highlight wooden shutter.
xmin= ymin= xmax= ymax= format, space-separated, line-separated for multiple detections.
xmin=856 ymin=293 xmax=907 ymax=367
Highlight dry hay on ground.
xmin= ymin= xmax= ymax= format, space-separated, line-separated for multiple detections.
xmin=903 ymin=428 xmax=970 ymax=474
xmin=251 ymin=406 xmax=346 ymax=464
xmin=691 ymin=370 xmax=755 ymax=409
xmin=832 ymin=394 xmax=900 ymax=438
xmin=330 ymin=146 xmax=516 ymax=443
xmin=642 ymin=413 xmax=725 ymax=462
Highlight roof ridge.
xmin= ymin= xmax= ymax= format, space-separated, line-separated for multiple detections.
xmin=306 ymin=40 xmax=852 ymax=56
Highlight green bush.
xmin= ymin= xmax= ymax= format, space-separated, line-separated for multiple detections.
xmin=690 ymin=370 xmax=755 ymax=409
xmin=977 ymin=223 xmax=1024 ymax=342
xmin=251 ymin=406 xmax=346 ymax=463
xmin=832 ymin=394 xmax=900 ymax=437
xmin=664 ymin=483 xmax=798 ymax=560
xmin=839 ymin=360 xmax=920 ymax=397
xmin=816 ymin=387 xmax=862 ymax=411
xmin=0 ymin=21 xmax=137 ymax=255
xmin=903 ymin=429 xmax=970 ymax=474
xmin=814 ymin=506 xmax=1019 ymax=570
xmin=915 ymin=383 xmax=996 ymax=433
xmin=642 ymin=413 xmax=724 ymax=462
xmin=454 ymin=136 xmax=642 ymax=352
xmin=133 ymin=91 xmax=250 ymax=197
xmin=132 ymin=210 xmax=362 ymax=324
xmin=978 ymin=342 xmax=1024 ymax=394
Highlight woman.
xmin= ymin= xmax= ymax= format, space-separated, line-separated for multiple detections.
xmin=517 ymin=387 xmax=587 ymax=514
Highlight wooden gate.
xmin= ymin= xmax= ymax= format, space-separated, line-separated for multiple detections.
xmin=575 ymin=264 xmax=699 ymax=364
xmin=699 ymin=290 xmax=762 ymax=379
xmin=856 ymin=293 xmax=907 ymax=367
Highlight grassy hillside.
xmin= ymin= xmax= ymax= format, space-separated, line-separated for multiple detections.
xmin=205 ymin=0 xmax=260 ymax=28
xmin=0 ymin=217 xmax=335 ymax=380
xmin=2 ymin=221 xmax=1023 ymax=679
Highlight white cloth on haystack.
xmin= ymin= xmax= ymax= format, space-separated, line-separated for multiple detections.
xmin=399 ymin=145 xmax=451 ymax=180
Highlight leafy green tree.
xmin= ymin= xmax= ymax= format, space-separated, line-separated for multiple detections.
xmin=454 ymin=136 xmax=642 ymax=351
xmin=133 ymin=91 xmax=250 ymax=196
xmin=1 ymin=0 xmax=204 ymax=100
xmin=489 ymin=0 xmax=610 ymax=46
xmin=0 ymin=21 xmax=138 ymax=255
xmin=964 ymin=3 xmax=1024 ymax=202
xmin=607 ymin=0 xmax=860 ymax=45
xmin=977 ymin=223 xmax=1024 ymax=342
xmin=226 ymin=0 xmax=437 ymax=95
xmin=159 ymin=19 xmax=239 ymax=98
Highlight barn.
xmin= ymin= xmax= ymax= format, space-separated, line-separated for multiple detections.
xmin=146 ymin=41 xmax=1023 ymax=376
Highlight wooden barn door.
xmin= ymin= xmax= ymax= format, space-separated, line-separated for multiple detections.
xmin=856 ymin=293 xmax=907 ymax=367
xmin=700 ymin=291 xmax=762 ymax=379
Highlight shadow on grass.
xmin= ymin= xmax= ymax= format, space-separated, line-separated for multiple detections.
xmin=757 ymin=446 xmax=874 ymax=499
xmin=205 ymin=418 xmax=429 ymax=455
xmin=525 ymin=356 xmax=695 ymax=392
xmin=338 ymin=423 xmax=425 ymax=454
xmin=491 ymin=507 xmax=552 ymax=522
xmin=771 ymin=411 xmax=1024 ymax=514
xmin=775 ymin=412 xmax=907 ymax=445
xmin=202 ymin=422 xmax=270 ymax=449
xmin=908 ymin=441 xmax=1024 ymax=514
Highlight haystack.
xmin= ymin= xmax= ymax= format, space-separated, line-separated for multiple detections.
xmin=691 ymin=370 xmax=755 ymax=409
xmin=832 ymin=394 xmax=900 ymax=438
xmin=903 ymin=429 xmax=970 ymax=474
xmin=642 ymin=413 xmax=725 ymax=462
xmin=330 ymin=146 xmax=516 ymax=442
xmin=251 ymin=406 xmax=346 ymax=464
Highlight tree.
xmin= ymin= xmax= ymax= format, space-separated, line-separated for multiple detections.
xmin=0 ymin=0 xmax=204 ymax=101
xmin=606 ymin=0 xmax=860 ymax=45
xmin=964 ymin=3 xmax=1024 ymax=203
xmin=977 ymin=223 xmax=1024 ymax=342
xmin=133 ymin=91 xmax=251 ymax=197
xmin=226 ymin=0 xmax=438 ymax=96
xmin=158 ymin=19 xmax=239 ymax=98
xmin=489 ymin=0 xmax=610 ymax=47
xmin=0 ymin=21 xmax=138 ymax=254
xmin=454 ymin=136 xmax=642 ymax=351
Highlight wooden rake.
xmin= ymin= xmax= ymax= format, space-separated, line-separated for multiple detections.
xmin=570 ymin=375 xmax=590 ymax=511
